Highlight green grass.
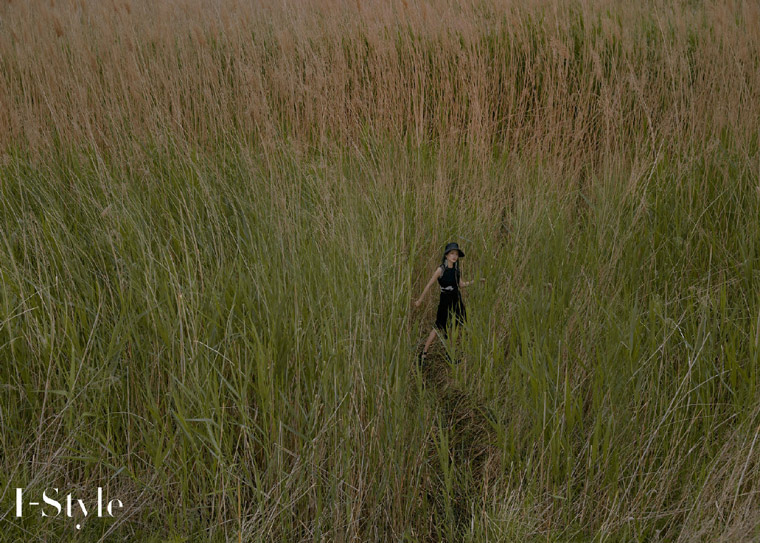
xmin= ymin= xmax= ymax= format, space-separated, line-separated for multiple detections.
xmin=1 ymin=134 xmax=759 ymax=540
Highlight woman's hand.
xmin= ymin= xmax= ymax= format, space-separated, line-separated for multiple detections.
xmin=416 ymin=267 xmax=442 ymax=308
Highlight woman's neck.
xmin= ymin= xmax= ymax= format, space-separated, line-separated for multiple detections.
xmin=446 ymin=262 xmax=454 ymax=268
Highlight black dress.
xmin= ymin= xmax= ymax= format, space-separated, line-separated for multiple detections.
xmin=435 ymin=265 xmax=466 ymax=336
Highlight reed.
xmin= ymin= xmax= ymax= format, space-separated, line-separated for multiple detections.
xmin=1 ymin=0 xmax=758 ymax=167
xmin=1 ymin=0 xmax=759 ymax=541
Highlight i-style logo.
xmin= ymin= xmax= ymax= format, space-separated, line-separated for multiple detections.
xmin=15 ymin=487 xmax=123 ymax=530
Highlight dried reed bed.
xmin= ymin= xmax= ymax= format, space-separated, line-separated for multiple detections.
xmin=1 ymin=0 xmax=758 ymax=166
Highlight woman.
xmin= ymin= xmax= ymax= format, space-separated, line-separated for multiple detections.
xmin=414 ymin=242 xmax=483 ymax=363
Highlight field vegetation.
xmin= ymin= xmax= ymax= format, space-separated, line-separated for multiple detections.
xmin=1 ymin=0 xmax=759 ymax=540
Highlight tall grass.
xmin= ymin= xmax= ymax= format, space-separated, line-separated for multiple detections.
xmin=1 ymin=0 xmax=758 ymax=163
xmin=1 ymin=0 xmax=759 ymax=541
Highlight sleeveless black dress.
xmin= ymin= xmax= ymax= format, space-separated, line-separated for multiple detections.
xmin=435 ymin=265 xmax=466 ymax=336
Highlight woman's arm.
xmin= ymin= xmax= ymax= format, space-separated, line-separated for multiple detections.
xmin=414 ymin=267 xmax=442 ymax=307
xmin=459 ymin=277 xmax=486 ymax=288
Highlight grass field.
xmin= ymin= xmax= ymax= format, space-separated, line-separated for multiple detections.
xmin=1 ymin=0 xmax=760 ymax=541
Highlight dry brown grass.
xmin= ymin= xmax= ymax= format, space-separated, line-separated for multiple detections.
xmin=1 ymin=0 xmax=758 ymax=167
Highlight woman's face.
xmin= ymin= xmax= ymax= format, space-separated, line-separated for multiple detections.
xmin=446 ymin=250 xmax=459 ymax=264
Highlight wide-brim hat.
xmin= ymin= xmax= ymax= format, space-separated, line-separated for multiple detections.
xmin=444 ymin=242 xmax=464 ymax=257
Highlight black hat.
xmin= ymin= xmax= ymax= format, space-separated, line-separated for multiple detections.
xmin=444 ymin=242 xmax=464 ymax=257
